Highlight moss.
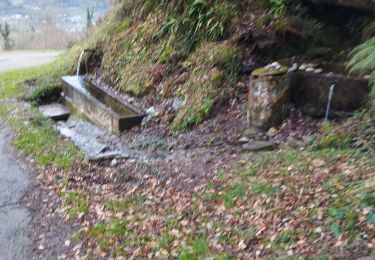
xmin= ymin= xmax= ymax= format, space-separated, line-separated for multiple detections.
xmin=252 ymin=66 xmax=288 ymax=77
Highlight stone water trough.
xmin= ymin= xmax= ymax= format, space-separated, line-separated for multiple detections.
xmin=247 ymin=62 xmax=371 ymax=132
xmin=289 ymin=64 xmax=371 ymax=117
xmin=61 ymin=76 xmax=145 ymax=133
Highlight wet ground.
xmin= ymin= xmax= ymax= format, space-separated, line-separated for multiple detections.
xmin=0 ymin=51 xmax=61 ymax=72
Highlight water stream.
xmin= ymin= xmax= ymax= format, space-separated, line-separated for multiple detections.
xmin=324 ymin=83 xmax=336 ymax=121
xmin=76 ymin=50 xmax=86 ymax=79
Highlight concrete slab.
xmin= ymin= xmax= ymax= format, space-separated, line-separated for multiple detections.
xmin=39 ymin=103 xmax=70 ymax=121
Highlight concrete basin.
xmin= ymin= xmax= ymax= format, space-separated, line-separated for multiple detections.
xmin=61 ymin=76 xmax=145 ymax=133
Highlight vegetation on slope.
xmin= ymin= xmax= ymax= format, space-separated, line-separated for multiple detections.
xmin=80 ymin=0 xmax=242 ymax=129
xmin=67 ymin=0 xmax=373 ymax=130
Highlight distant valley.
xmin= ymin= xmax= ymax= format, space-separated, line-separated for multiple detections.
xmin=0 ymin=0 xmax=110 ymax=49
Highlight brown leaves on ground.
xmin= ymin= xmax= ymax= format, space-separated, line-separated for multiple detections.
xmin=37 ymin=148 xmax=374 ymax=259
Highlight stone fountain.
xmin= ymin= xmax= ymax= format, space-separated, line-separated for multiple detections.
xmin=61 ymin=50 xmax=146 ymax=133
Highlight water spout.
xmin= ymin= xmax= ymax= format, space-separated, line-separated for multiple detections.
xmin=77 ymin=50 xmax=86 ymax=79
xmin=77 ymin=49 xmax=95 ymax=80
xmin=324 ymin=83 xmax=336 ymax=122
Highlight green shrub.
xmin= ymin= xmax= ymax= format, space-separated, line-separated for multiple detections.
xmin=159 ymin=0 xmax=237 ymax=51
xmin=29 ymin=83 xmax=62 ymax=106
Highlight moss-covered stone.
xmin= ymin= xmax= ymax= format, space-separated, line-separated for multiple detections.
xmin=251 ymin=66 xmax=288 ymax=77
xmin=248 ymin=66 xmax=289 ymax=131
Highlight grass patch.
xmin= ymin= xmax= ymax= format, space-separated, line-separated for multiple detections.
xmin=0 ymin=62 xmax=82 ymax=170
xmin=224 ymin=184 xmax=246 ymax=208
xmin=90 ymin=220 xmax=130 ymax=251
xmin=64 ymin=190 xmax=90 ymax=220
xmin=251 ymin=179 xmax=281 ymax=197
xmin=106 ymin=195 xmax=147 ymax=213
xmin=179 ymin=236 xmax=210 ymax=260
xmin=273 ymin=230 xmax=296 ymax=245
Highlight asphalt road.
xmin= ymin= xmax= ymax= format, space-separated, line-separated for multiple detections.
xmin=0 ymin=126 xmax=30 ymax=260
xmin=0 ymin=51 xmax=59 ymax=259
xmin=0 ymin=51 xmax=60 ymax=72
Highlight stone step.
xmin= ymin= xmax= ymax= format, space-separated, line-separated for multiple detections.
xmin=39 ymin=103 xmax=70 ymax=121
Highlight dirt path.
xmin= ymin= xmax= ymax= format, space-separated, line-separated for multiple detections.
xmin=0 ymin=51 xmax=60 ymax=72
xmin=0 ymin=124 xmax=31 ymax=259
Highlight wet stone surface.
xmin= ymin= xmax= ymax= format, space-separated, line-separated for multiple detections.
xmin=39 ymin=103 xmax=70 ymax=121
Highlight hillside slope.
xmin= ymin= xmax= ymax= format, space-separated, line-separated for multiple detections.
xmin=69 ymin=0 xmax=374 ymax=132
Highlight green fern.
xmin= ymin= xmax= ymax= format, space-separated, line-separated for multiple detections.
xmin=347 ymin=36 xmax=375 ymax=92
xmin=348 ymin=36 xmax=375 ymax=117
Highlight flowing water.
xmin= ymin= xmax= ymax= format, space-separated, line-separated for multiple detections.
xmin=76 ymin=50 xmax=86 ymax=78
xmin=325 ymin=83 xmax=336 ymax=121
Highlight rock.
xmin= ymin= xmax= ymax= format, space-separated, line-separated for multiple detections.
xmin=248 ymin=66 xmax=290 ymax=131
xmin=39 ymin=103 xmax=70 ymax=121
xmin=364 ymin=74 xmax=371 ymax=80
xmin=305 ymin=67 xmax=315 ymax=72
xmin=238 ymin=137 xmax=250 ymax=143
xmin=314 ymin=68 xmax=323 ymax=74
xmin=110 ymin=159 xmax=118 ymax=167
xmin=242 ymin=140 xmax=278 ymax=152
xmin=143 ymin=106 xmax=160 ymax=125
xmin=265 ymin=62 xmax=282 ymax=71
xmin=146 ymin=106 xmax=157 ymax=115
xmin=299 ymin=64 xmax=307 ymax=71
xmin=307 ymin=63 xmax=317 ymax=68
xmin=172 ymin=99 xmax=183 ymax=112
xmin=287 ymin=64 xmax=298 ymax=74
